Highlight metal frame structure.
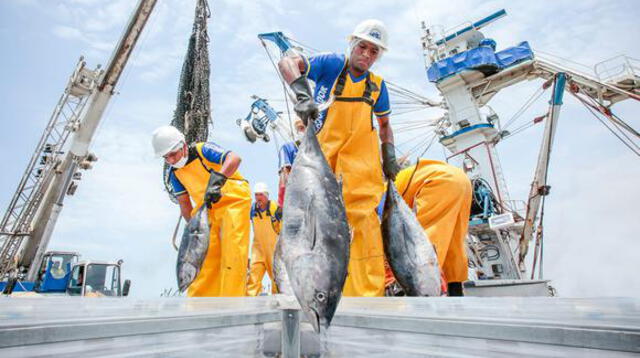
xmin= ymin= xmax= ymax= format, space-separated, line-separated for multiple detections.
xmin=0 ymin=0 xmax=158 ymax=281
xmin=0 ymin=59 xmax=99 ymax=278
xmin=422 ymin=9 xmax=639 ymax=283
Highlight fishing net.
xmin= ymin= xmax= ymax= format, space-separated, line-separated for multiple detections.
xmin=163 ymin=0 xmax=212 ymax=203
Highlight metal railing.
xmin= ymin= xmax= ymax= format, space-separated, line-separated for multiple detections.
xmin=594 ymin=55 xmax=640 ymax=83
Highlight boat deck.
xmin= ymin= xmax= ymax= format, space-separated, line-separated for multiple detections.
xmin=0 ymin=296 xmax=638 ymax=357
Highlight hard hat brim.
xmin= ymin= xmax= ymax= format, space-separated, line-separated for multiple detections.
xmin=347 ymin=34 xmax=388 ymax=52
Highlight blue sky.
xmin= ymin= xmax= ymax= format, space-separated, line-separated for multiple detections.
xmin=1 ymin=0 xmax=638 ymax=297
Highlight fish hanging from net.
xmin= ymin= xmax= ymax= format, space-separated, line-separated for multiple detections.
xmin=164 ymin=0 xmax=212 ymax=203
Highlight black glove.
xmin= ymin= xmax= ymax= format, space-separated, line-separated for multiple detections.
xmin=381 ymin=142 xmax=400 ymax=181
xmin=204 ymin=171 xmax=227 ymax=209
xmin=289 ymin=76 xmax=318 ymax=125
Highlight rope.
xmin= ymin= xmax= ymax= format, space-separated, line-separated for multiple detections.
xmin=502 ymin=85 xmax=547 ymax=130
xmin=571 ymin=93 xmax=640 ymax=156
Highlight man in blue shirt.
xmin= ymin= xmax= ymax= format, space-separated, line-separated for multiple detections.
xmin=152 ymin=125 xmax=251 ymax=297
xmin=277 ymin=118 xmax=305 ymax=207
xmin=277 ymin=20 xmax=400 ymax=296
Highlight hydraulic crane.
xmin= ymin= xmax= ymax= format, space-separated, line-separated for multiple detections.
xmin=0 ymin=0 xmax=158 ymax=282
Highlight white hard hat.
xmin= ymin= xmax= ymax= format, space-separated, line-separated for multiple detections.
xmin=253 ymin=182 xmax=269 ymax=195
xmin=347 ymin=19 xmax=388 ymax=51
xmin=152 ymin=125 xmax=185 ymax=158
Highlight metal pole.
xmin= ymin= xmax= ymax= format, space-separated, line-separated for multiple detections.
xmin=281 ymin=309 xmax=300 ymax=358
xmin=518 ymin=73 xmax=566 ymax=268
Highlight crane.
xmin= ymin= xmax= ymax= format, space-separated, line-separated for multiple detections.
xmin=0 ymin=0 xmax=158 ymax=282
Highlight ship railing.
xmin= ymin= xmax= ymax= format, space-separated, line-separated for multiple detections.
xmin=594 ymin=55 xmax=640 ymax=83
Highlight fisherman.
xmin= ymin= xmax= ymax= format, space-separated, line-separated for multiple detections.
xmin=152 ymin=125 xmax=251 ymax=297
xmin=277 ymin=118 xmax=306 ymax=207
xmin=247 ymin=182 xmax=281 ymax=296
xmin=278 ymin=19 xmax=400 ymax=296
xmin=391 ymin=159 xmax=472 ymax=296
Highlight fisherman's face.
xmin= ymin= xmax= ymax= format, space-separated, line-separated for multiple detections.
xmin=163 ymin=143 xmax=186 ymax=165
xmin=350 ymin=40 xmax=380 ymax=73
xmin=255 ymin=192 xmax=268 ymax=207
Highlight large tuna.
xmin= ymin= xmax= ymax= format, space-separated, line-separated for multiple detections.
xmin=273 ymin=236 xmax=292 ymax=295
xmin=382 ymin=180 xmax=442 ymax=296
xmin=176 ymin=205 xmax=210 ymax=292
xmin=279 ymin=126 xmax=350 ymax=333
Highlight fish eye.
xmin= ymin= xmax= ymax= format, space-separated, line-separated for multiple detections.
xmin=315 ymin=291 xmax=326 ymax=302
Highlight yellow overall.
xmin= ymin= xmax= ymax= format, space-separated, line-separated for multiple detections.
xmin=174 ymin=143 xmax=251 ymax=297
xmin=395 ymin=159 xmax=472 ymax=283
xmin=317 ymin=63 xmax=386 ymax=297
xmin=247 ymin=201 xmax=280 ymax=296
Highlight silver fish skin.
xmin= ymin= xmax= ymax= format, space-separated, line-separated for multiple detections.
xmin=176 ymin=205 xmax=210 ymax=292
xmin=273 ymin=236 xmax=292 ymax=295
xmin=279 ymin=126 xmax=350 ymax=333
xmin=382 ymin=180 xmax=442 ymax=296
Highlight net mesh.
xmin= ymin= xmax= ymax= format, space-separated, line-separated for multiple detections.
xmin=163 ymin=0 xmax=212 ymax=203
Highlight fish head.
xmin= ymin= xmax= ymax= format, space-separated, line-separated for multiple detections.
xmin=289 ymin=253 xmax=341 ymax=333
xmin=177 ymin=263 xmax=197 ymax=292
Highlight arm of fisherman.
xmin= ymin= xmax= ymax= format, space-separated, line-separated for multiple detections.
xmin=219 ymin=151 xmax=241 ymax=178
xmin=169 ymin=170 xmax=193 ymax=220
xmin=177 ymin=194 xmax=193 ymax=221
xmin=200 ymin=142 xmax=242 ymax=207
xmin=375 ymin=80 xmax=400 ymax=179
xmin=278 ymin=54 xmax=306 ymax=84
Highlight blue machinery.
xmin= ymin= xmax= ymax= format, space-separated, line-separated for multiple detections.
xmin=236 ymin=33 xmax=296 ymax=143
xmin=236 ymin=96 xmax=282 ymax=143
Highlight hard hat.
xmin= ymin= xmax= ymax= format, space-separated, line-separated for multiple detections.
xmin=254 ymin=182 xmax=269 ymax=194
xmin=152 ymin=126 xmax=185 ymax=158
xmin=347 ymin=19 xmax=388 ymax=51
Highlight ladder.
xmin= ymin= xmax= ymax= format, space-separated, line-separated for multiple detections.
xmin=0 ymin=59 xmax=100 ymax=278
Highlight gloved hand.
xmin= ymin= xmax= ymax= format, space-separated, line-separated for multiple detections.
xmin=289 ymin=76 xmax=318 ymax=125
xmin=204 ymin=171 xmax=227 ymax=209
xmin=381 ymin=142 xmax=400 ymax=181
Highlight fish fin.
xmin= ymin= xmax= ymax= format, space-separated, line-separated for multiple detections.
xmin=305 ymin=195 xmax=318 ymax=250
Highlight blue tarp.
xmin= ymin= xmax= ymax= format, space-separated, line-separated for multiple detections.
xmin=0 ymin=281 xmax=35 ymax=292
xmin=427 ymin=41 xmax=534 ymax=82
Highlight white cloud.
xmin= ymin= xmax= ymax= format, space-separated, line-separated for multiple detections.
xmin=52 ymin=25 xmax=84 ymax=41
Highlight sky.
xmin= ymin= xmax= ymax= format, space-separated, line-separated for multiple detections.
xmin=0 ymin=0 xmax=638 ymax=298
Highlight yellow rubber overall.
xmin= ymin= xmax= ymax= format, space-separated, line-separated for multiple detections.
xmin=395 ymin=159 xmax=472 ymax=283
xmin=174 ymin=143 xmax=251 ymax=297
xmin=247 ymin=201 xmax=280 ymax=296
xmin=317 ymin=64 xmax=386 ymax=297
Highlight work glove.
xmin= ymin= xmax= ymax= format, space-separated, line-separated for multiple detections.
xmin=204 ymin=171 xmax=227 ymax=209
xmin=289 ymin=76 xmax=319 ymax=126
xmin=381 ymin=142 xmax=401 ymax=181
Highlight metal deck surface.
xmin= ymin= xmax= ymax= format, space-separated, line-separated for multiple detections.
xmin=1 ymin=296 xmax=638 ymax=357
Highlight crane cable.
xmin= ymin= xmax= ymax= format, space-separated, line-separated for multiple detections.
xmin=571 ymin=92 xmax=640 ymax=156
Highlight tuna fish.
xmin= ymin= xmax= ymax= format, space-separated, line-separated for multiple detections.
xmin=382 ymin=180 xmax=442 ymax=296
xmin=176 ymin=205 xmax=210 ymax=292
xmin=273 ymin=236 xmax=292 ymax=295
xmin=279 ymin=126 xmax=351 ymax=333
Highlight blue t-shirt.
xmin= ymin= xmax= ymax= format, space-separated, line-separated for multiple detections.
xmin=303 ymin=53 xmax=391 ymax=132
xmin=169 ymin=142 xmax=229 ymax=196
xmin=278 ymin=141 xmax=299 ymax=171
